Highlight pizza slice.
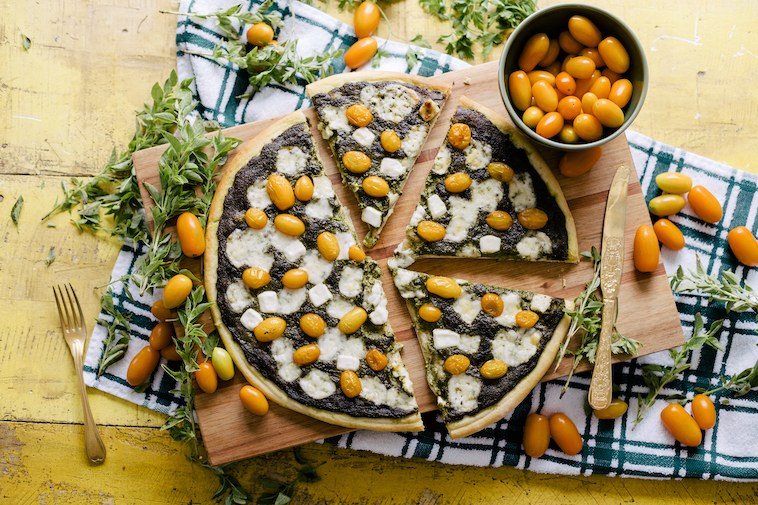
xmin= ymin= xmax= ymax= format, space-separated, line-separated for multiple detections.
xmin=392 ymin=96 xmax=578 ymax=268
xmin=205 ymin=111 xmax=423 ymax=432
xmin=306 ymin=71 xmax=451 ymax=248
xmin=389 ymin=266 xmax=572 ymax=439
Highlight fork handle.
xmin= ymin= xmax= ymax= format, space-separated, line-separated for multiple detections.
xmin=71 ymin=340 xmax=107 ymax=464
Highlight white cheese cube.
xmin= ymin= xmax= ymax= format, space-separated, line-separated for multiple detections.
xmin=530 ymin=294 xmax=552 ymax=313
xmin=361 ymin=206 xmax=383 ymax=228
xmin=433 ymin=329 xmax=461 ymax=349
xmin=336 ymin=354 xmax=361 ymax=371
xmin=380 ymin=158 xmax=405 ymax=178
xmin=308 ymin=283 xmax=333 ymax=307
xmin=479 ymin=235 xmax=502 ymax=253
xmin=369 ymin=305 xmax=389 ymax=325
xmin=427 ymin=194 xmax=447 ymax=219
xmin=240 ymin=309 xmax=264 ymax=331
xmin=258 ymin=291 xmax=279 ymax=313
xmin=352 ymin=127 xmax=375 ymax=147
xmin=283 ymin=240 xmax=307 ymax=262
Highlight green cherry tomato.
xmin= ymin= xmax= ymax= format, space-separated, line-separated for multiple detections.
xmin=212 ymin=347 xmax=235 ymax=381
xmin=660 ymin=403 xmax=702 ymax=447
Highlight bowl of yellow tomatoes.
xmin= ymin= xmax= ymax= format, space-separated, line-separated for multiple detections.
xmin=498 ymin=3 xmax=647 ymax=150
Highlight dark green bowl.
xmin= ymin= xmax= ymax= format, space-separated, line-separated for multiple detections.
xmin=498 ymin=3 xmax=648 ymax=151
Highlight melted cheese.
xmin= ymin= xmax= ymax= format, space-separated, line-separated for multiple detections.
xmin=300 ymin=250 xmax=333 ymax=285
xmin=317 ymin=105 xmax=349 ymax=139
xmin=369 ymin=295 xmax=388 ymax=325
xmin=508 ymin=172 xmax=537 ymax=212
xmin=317 ymin=328 xmax=346 ymax=361
xmin=444 ymin=179 xmax=503 ymax=242
xmin=516 ymin=231 xmax=553 ymax=260
xmin=401 ymin=124 xmax=428 ymax=158
xmin=463 ymin=139 xmax=492 ymax=170
xmin=305 ymin=198 xmax=334 ymax=220
xmin=275 ymin=146 xmax=307 ymax=175
xmin=360 ymin=376 xmax=416 ymax=411
xmin=458 ymin=334 xmax=481 ymax=354
xmin=226 ymin=281 xmax=253 ymax=313
xmin=277 ymin=287 xmax=307 ymax=315
xmin=431 ymin=144 xmax=451 ymax=174
xmin=360 ymin=84 xmax=419 ymax=122
xmin=300 ymin=369 xmax=336 ymax=399
xmin=271 ymin=338 xmax=301 ymax=382
xmin=491 ymin=328 xmax=540 ymax=367
xmin=246 ymin=179 xmax=272 ymax=209
xmin=326 ymin=296 xmax=355 ymax=320
xmin=494 ymin=292 xmax=522 ymax=327
xmin=224 ymin=228 xmax=275 ymax=272
xmin=312 ymin=174 xmax=335 ymax=199
xmin=452 ymin=290 xmax=480 ymax=325
xmin=393 ymin=268 xmax=426 ymax=298
xmin=448 ymin=374 xmax=481 ymax=412
xmin=339 ymin=266 xmax=364 ymax=298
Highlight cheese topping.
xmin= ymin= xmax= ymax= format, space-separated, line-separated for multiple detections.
xmin=277 ymin=287 xmax=307 ymax=315
xmin=401 ymin=124 xmax=428 ymax=158
xmin=444 ymin=179 xmax=503 ymax=242
xmin=312 ymin=174 xmax=335 ymax=199
xmin=448 ymin=374 xmax=481 ymax=413
xmin=352 ymin=127 xmax=375 ymax=147
xmin=339 ymin=265 xmax=364 ymax=298
xmin=275 ymin=146 xmax=307 ymax=175
xmin=240 ymin=308 xmax=263 ymax=331
xmin=380 ymin=158 xmax=405 ymax=178
xmin=300 ymin=369 xmax=336 ymax=399
xmin=452 ymin=290 xmax=480 ymax=325
xmin=516 ymin=231 xmax=553 ymax=260
xmin=508 ymin=172 xmax=537 ymax=212
xmin=225 ymin=228 xmax=275 ymax=272
xmin=326 ymin=296 xmax=355 ymax=320
xmin=336 ymin=354 xmax=360 ymax=371
xmin=318 ymin=105 xmax=349 ymax=138
xmin=300 ymin=250 xmax=333 ymax=284
xmin=530 ymin=294 xmax=553 ymax=313
xmin=318 ymin=328 xmax=346 ymax=361
xmin=479 ymin=235 xmax=502 ymax=254
xmin=433 ymin=329 xmax=460 ymax=349
xmin=362 ymin=206 xmax=383 ymax=227
xmin=491 ymin=328 xmax=540 ymax=367
xmin=308 ymin=283 xmax=333 ymax=307
xmin=305 ymin=198 xmax=334 ymax=220
xmin=226 ymin=281 xmax=254 ymax=313
xmin=258 ymin=291 xmax=279 ymax=313
xmin=427 ymin=194 xmax=447 ymax=220
xmin=246 ymin=179 xmax=272 ymax=209
xmin=431 ymin=144 xmax=452 ymax=174
xmin=463 ymin=139 xmax=493 ymax=170
xmin=360 ymin=84 xmax=419 ymax=122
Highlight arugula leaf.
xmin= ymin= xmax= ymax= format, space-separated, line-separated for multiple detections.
xmin=11 ymin=195 xmax=23 ymax=230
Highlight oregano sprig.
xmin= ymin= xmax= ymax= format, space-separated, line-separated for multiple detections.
xmin=95 ymin=291 xmax=132 ymax=378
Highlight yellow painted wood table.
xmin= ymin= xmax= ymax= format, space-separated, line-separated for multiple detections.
xmin=2 ymin=0 xmax=758 ymax=503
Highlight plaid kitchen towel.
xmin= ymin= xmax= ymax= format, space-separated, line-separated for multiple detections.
xmin=82 ymin=0 xmax=758 ymax=480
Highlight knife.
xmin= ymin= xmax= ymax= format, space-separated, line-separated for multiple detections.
xmin=588 ymin=164 xmax=631 ymax=411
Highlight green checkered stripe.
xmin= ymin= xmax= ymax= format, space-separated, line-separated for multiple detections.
xmin=175 ymin=0 xmax=469 ymax=127
xmin=322 ymin=131 xmax=758 ymax=480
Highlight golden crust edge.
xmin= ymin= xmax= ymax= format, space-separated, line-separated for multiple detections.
xmin=305 ymin=70 xmax=452 ymax=98
xmin=204 ymin=112 xmax=424 ymax=432
xmin=457 ymin=95 xmax=579 ymax=264
xmin=446 ymin=300 xmax=574 ymax=439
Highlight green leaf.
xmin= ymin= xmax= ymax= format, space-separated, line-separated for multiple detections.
xmin=21 ymin=32 xmax=31 ymax=51
xmin=11 ymin=195 xmax=23 ymax=230
xmin=45 ymin=246 xmax=56 ymax=266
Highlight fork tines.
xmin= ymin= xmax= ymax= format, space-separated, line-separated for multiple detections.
xmin=53 ymin=283 xmax=85 ymax=331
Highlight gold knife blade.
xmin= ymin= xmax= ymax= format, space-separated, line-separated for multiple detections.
xmin=588 ymin=164 xmax=631 ymax=411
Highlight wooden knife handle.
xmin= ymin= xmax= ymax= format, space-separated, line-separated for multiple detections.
xmin=588 ymin=298 xmax=615 ymax=411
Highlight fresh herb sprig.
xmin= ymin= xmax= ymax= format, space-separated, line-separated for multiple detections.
xmin=633 ymin=313 xmax=723 ymax=428
xmin=162 ymin=1 xmax=284 ymax=41
xmin=699 ymin=353 xmax=758 ymax=398
xmin=671 ymin=257 xmax=758 ymax=315
xmin=257 ymin=448 xmax=323 ymax=505
xmin=419 ymin=0 xmax=537 ymax=60
xmin=95 ymin=291 xmax=132 ymax=378
xmin=554 ymin=247 xmax=642 ymax=396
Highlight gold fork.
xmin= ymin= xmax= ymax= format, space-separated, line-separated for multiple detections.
xmin=53 ymin=284 xmax=107 ymax=464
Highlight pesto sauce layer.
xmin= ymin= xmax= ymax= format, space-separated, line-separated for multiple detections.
xmin=409 ymin=106 xmax=570 ymax=261
xmin=400 ymin=270 xmax=565 ymax=423
xmin=215 ymin=121 xmax=415 ymax=419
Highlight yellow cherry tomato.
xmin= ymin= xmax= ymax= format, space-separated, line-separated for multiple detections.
xmin=509 ymin=71 xmax=533 ymax=111
xmin=558 ymin=146 xmax=603 ymax=178
xmin=543 ymin=61 xmax=561 ymax=76
xmin=728 ymin=226 xmax=758 ymax=267
xmin=536 ymin=112 xmax=563 ymax=139
xmin=522 ymin=413 xmax=550 ymax=458
xmin=602 ymin=68 xmax=621 ymax=84
xmin=573 ymin=113 xmax=603 ymax=141
xmin=598 ymin=36 xmax=630 ymax=74
xmin=176 ymin=212 xmax=205 ymax=258
xmin=212 ymin=347 xmax=235 ymax=381
xmin=660 ymin=403 xmax=702 ymax=447
xmin=558 ymin=125 xmax=579 ymax=143
xmin=653 ymin=219 xmax=685 ymax=250
xmin=574 ymin=70 xmax=601 ymax=97
xmin=526 ymin=70 xmax=556 ymax=87
xmin=522 ymin=106 xmax=545 ymax=129
xmin=518 ymin=32 xmax=550 ymax=72
xmin=565 ymin=56 xmax=596 ymax=80
xmin=634 ymin=225 xmax=660 ymax=272
xmin=691 ymin=394 xmax=716 ymax=430
xmin=568 ymin=15 xmax=602 ymax=48
xmin=609 ymin=78 xmax=633 ymax=108
xmin=649 ymin=194 xmax=686 ymax=216
xmin=538 ymin=39 xmax=561 ymax=67
xmin=549 ymin=413 xmax=583 ymax=455
xmin=558 ymin=30 xmax=583 ymax=54
xmin=246 ymin=23 xmax=274 ymax=46
xmin=593 ymin=398 xmax=629 ymax=420
xmin=151 ymin=300 xmax=173 ymax=322
xmin=655 ymin=172 xmax=692 ymax=194
xmin=344 ymin=37 xmax=377 ymax=69
xmin=581 ymin=91 xmax=598 ymax=115
xmin=163 ymin=274 xmax=193 ymax=309
xmin=195 ymin=362 xmax=218 ymax=394
xmin=592 ymin=98 xmax=625 ymax=128
xmin=353 ymin=1 xmax=380 ymax=38
xmin=555 ymin=71 xmax=576 ymax=95
xmin=531 ymin=81 xmax=558 ymax=112
xmin=127 ymin=345 xmax=160 ymax=386
xmin=149 ymin=321 xmax=175 ymax=351
xmin=589 ymin=76 xmax=612 ymax=99
xmin=240 ymin=385 xmax=269 ymax=416
xmin=580 ymin=47 xmax=605 ymax=68
xmin=160 ymin=344 xmax=182 ymax=362
xmin=556 ymin=95 xmax=581 ymax=121
xmin=688 ymin=186 xmax=722 ymax=223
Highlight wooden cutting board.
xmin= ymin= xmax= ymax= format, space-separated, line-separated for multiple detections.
xmin=132 ymin=61 xmax=683 ymax=466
